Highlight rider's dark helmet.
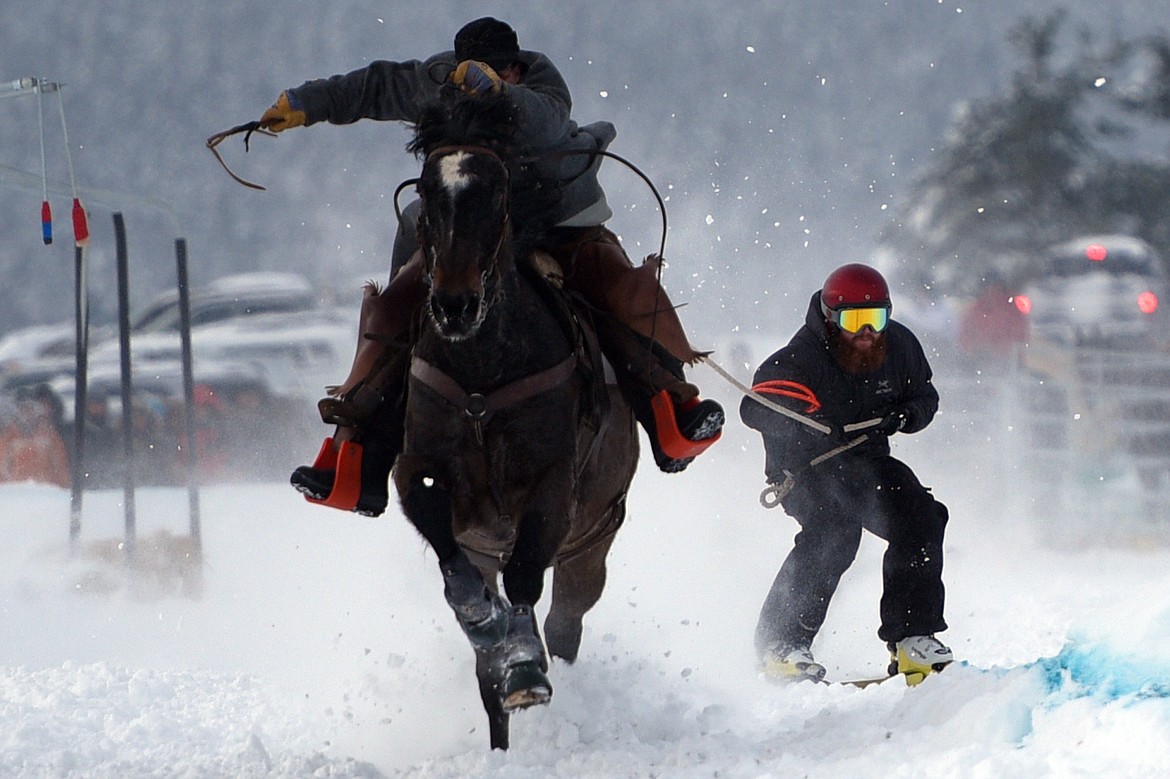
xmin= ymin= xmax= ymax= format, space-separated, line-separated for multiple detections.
xmin=820 ymin=264 xmax=891 ymax=312
xmin=455 ymin=17 xmax=520 ymax=72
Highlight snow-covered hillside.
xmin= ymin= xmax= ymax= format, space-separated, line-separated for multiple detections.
xmin=3 ymin=400 xmax=1170 ymax=778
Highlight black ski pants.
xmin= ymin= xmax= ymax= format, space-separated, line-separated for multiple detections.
xmin=754 ymin=454 xmax=948 ymax=653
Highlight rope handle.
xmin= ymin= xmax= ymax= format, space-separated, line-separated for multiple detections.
xmin=760 ymin=475 xmax=794 ymax=508
xmin=757 ymin=429 xmax=876 ymax=510
xmin=699 ymin=355 xmax=888 ymax=510
xmin=753 ymin=379 xmax=822 ymax=412
xmin=701 ymin=354 xmax=883 ymax=439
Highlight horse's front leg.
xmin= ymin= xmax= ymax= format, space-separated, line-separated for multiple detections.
xmin=398 ymin=467 xmax=513 ymax=748
xmin=400 ymin=471 xmax=509 ymax=643
xmin=493 ymin=495 xmax=574 ymax=712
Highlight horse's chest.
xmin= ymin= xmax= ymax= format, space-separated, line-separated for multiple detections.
xmin=407 ymin=387 xmax=577 ymax=483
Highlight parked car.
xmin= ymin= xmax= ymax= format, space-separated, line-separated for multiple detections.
xmin=130 ymin=272 xmax=318 ymax=335
xmin=1 ymin=272 xmax=319 ymax=380
xmin=89 ymin=307 xmax=353 ymax=400
xmin=3 ymin=272 xmax=351 ymax=414
xmin=1014 ymin=235 xmax=1169 ymax=349
xmin=0 ymin=322 xmax=88 ymax=381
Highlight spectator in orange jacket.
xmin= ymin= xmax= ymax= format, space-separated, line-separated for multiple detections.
xmin=959 ymin=274 xmax=1029 ymax=361
xmin=0 ymin=388 xmax=70 ymax=487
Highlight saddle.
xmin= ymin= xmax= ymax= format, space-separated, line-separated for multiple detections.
xmin=520 ymin=249 xmax=612 ymax=434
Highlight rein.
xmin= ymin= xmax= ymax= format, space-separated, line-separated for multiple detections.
xmin=205 ymin=121 xmax=276 ymax=190
xmin=522 ymin=148 xmax=668 ymax=259
xmin=394 ymin=145 xmax=673 ymax=355
xmin=526 ymin=147 xmax=670 ymax=353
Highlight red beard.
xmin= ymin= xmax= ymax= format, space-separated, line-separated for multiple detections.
xmin=829 ymin=328 xmax=889 ymax=374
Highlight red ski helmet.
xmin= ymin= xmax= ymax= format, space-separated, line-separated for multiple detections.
xmin=820 ymin=263 xmax=891 ymax=317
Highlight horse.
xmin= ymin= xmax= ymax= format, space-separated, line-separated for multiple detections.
xmin=390 ymin=94 xmax=639 ymax=751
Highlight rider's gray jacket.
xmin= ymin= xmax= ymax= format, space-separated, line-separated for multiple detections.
xmin=288 ymin=49 xmax=615 ymax=227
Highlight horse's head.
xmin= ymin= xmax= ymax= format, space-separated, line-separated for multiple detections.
xmin=409 ymin=96 xmax=519 ymax=341
xmin=417 ymin=145 xmax=511 ymax=339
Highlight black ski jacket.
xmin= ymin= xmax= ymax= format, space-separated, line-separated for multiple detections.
xmin=740 ymin=292 xmax=939 ymax=482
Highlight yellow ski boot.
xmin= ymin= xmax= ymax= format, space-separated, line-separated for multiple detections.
xmin=888 ymin=635 xmax=953 ymax=686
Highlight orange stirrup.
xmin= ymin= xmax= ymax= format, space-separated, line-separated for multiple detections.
xmin=303 ymin=437 xmax=365 ymax=512
xmin=649 ymin=391 xmax=723 ymax=460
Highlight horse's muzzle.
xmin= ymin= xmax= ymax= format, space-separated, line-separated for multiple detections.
xmin=430 ymin=288 xmax=484 ymax=339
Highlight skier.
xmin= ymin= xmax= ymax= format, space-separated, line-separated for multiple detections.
xmin=740 ymin=264 xmax=952 ymax=684
xmin=256 ymin=17 xmax=724 ymax=516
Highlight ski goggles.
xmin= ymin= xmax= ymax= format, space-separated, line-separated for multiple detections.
xmin=831 ymin=306 xmax=890 ymax=334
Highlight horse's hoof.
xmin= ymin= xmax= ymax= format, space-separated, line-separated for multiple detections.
xmin=501 ymin=661 xmax=552 ymax=712
xmin=544 ymin=616 xmax=583 ymax=663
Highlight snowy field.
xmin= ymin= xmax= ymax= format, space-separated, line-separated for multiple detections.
xmin=3 ymin=380 xmax=1170 ymax=778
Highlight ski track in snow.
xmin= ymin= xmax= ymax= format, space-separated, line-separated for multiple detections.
xmin=3 ymin=433 xmax=1170 ymax=778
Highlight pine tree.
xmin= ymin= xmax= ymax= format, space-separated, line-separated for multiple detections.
xmin=880 ymin=13 xmax=1170 ymax=297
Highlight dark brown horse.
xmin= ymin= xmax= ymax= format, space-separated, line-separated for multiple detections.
xmin=391 ymin=95 xmax=638 ymax=750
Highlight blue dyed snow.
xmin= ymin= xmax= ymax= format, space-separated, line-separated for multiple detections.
xmin=1033 ymin=641 xmax=1170 ymax=704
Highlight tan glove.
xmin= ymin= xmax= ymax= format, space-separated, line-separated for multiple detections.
xmin=260 ymin=91 xmax=306 ymax=132
xmin=451 ymin=60 xmax=502 ymax=96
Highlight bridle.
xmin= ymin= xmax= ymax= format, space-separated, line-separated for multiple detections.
xmin=416 ymin=144 xmax=512 ymax=294
xmin=406 ymin=144 xmax=580 ymax=443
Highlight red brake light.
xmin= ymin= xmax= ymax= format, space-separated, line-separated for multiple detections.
xmin=1138 ymin=291 xmax=1158 ymax=314
xmin=1085 ymin=243 xmax=1108 ymax=262
xmin=1013 ymin=294 xmax=1032 ymax=315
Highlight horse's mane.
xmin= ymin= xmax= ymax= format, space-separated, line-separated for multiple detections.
xmin=407 ymin=91 xmax=519 ymax=159
xmin=408 ymin=92 xmax=561 ymax=252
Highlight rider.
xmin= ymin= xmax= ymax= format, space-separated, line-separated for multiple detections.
xmin=258 ymin=17 xmax=724 ymax=515
xmin=740 ymin=264 xmax=952 ymax=684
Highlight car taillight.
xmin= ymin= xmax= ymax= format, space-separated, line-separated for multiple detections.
xmin=1013 ymin=294 xmax=1032 ymax=315
xmin=1085 ymin=243 xmax=1108 ymax=262
xmin=1138 ymin=291 xmax=1158 ymax=314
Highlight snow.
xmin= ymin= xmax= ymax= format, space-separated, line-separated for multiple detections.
xmin=3 ymin=402 xmax=1170 ymax=778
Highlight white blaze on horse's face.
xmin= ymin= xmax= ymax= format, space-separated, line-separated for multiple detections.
xmin=438 ymin=152 xmax=474 ymax=195
xmin=436 ymin=152 xmax=475 ymax=252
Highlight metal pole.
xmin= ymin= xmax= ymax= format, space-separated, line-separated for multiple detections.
xmin=4 ymin=76 xmax=192 ymax=557
xmin=174 ymin=238 xmax=202 ymax=544
xmin=69 ymin=242 xmax=90 ymax=549
xmin=113 ymin=213 xmax=137 ymax=561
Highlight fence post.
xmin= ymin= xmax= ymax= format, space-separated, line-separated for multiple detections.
xmin=69 ymin=241 xmax=89 ymax=549
xmin=113 ymin=213 xmax=137 ymax=562
xmin=174 ymin=238 xmax=202 ymax=545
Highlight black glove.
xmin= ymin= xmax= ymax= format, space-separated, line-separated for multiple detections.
xmin=873 ymin=408 xmax=910 ymax=437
